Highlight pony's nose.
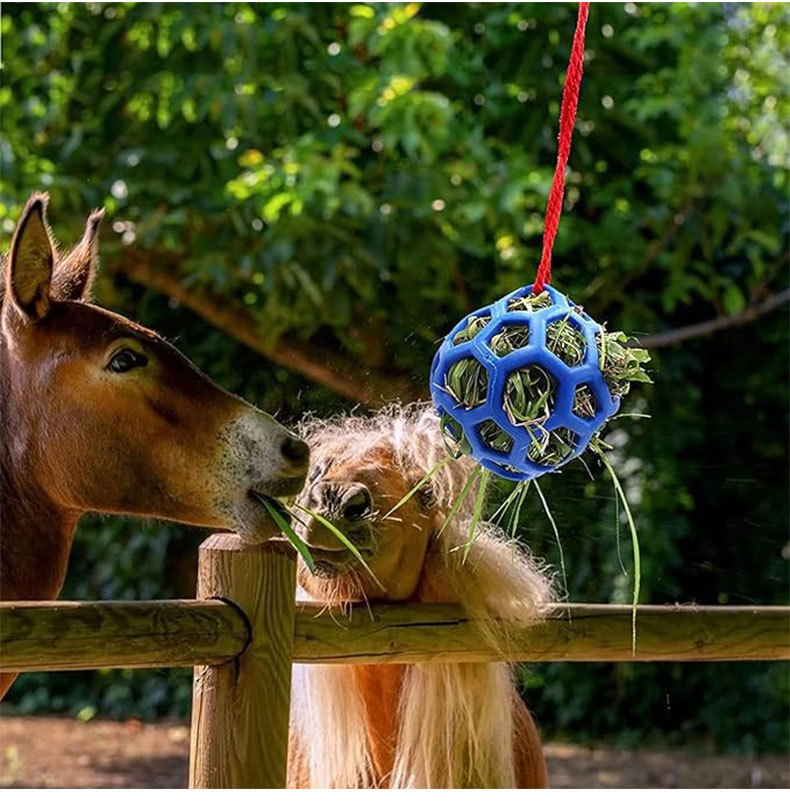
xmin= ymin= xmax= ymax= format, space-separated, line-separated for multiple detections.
xmin=280 ymin=436 xmax=310 ymax=470
xmin=341 ymin=486 xmax=372 ymax=522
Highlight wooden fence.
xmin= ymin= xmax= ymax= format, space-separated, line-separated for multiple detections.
xmin=1 ymin=536 xmax=788 ymax=788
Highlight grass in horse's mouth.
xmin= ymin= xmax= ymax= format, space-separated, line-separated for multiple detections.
xmin=248 ymin=492 xmax=379 ymax=585
xmin=249 ymin=490 xmax=316 ymax=570
xmin=250 ymin=490 xmax=290 ymax=521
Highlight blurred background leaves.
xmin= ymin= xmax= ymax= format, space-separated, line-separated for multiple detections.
xmin=1 ymin=2 xmax=787 ymax=751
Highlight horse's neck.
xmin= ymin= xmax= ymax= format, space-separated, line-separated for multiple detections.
xmin=0 ymin=458 xmax=78 ymax=601
xmin=0 ymin=357 xmax=79 ymax=600
xmin=351 ymin=664 xmax=405 ymax=787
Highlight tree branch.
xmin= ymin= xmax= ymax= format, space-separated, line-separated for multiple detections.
xmin=106 ymin=250 xmax=786 ymax=401
xmin=639 ymin=288 xmax=790 ymax=349
xmin=105 ymin=249 xmax=423 ymax=406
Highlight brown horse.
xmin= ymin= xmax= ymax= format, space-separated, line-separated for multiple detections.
xmin=1 ymin=193 xmax=309 ymax=698
xmin=288 ymin=405 xmax=552 ymax=788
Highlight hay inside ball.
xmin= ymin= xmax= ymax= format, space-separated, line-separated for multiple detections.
xmin=430 ymin=284 xmax=651 ymax=481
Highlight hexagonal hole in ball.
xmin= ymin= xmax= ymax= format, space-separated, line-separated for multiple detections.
xmin=440 ymin=413 xmax=471 ymax=456
xmin=546 ymin=315 xmax=587 ymax=367
xmin=526 ymin=426 xmax=579 ymax=467
xmin=445 ymin=358 xmax=489 ymax=409
xmin=572 ymin=384 xmax=597 ymax=420
xmin=507 ymin=290 xmax=554 ymax=313
xmin=453 ymin=313 xmax=491 ymax=345
xmin=489 ymin=324 xmax=529 ymax=357
xmin=477 ymin=419 xmax=514 ymax=454
xmin=503 ymin=364 xmax=557 ymax=429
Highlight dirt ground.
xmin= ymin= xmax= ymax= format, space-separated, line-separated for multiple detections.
xmin=0 ymin=716 xmax=787 ymax=789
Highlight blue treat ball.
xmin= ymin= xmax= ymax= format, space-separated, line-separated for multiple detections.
xmin=430 ymin=283 xmax=620 ymax=482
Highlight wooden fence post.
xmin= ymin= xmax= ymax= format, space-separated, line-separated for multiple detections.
xmin=188 ymin=534 xmax=296 ymax=789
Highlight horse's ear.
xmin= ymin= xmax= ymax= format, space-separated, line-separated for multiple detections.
xmin=52 ymin=208 xmax=104 ymax=301
xmin=6 ymin=193 xmax=54 ymax=321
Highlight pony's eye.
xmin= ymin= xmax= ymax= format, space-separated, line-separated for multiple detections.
xmin=108 ymin=347 xmax=148 ymax=373
xmin=416 ymin=484 xmax=438 ymax=512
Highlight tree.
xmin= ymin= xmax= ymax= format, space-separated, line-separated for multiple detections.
xmin=1 ymin=2 xmax=787 ymax=750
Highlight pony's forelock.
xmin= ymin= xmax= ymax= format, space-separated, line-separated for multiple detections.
xmin=298 ymin=402 xmax=481 ymax=519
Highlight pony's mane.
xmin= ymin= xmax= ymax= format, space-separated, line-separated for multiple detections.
xmin=291 ymin=403 xmax=553 ymax=788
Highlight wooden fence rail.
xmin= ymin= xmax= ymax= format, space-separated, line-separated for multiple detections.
xmin=0 ymin=599 xmax=247 ymax=672
xmin=1 ymin=538 xmax=788 ymax=788
xmin=2 ymin=599 xmax=788 ymax=673
xmin=292 ymin=602 xmax=790 ymax=665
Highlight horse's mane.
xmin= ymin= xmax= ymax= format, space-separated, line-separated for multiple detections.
xmin=291 ymin=403 xmax=553 ymax=788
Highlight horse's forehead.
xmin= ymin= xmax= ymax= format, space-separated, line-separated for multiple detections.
xmin=71 ymin=302 xmax=160 ymax=339
xmin=41 ymin=300 xmax=162 ymax=348
xmin=83 ymin=303 xmax=160 ymax=339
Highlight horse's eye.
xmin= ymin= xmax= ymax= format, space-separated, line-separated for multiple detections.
xmin=108 ymin=348 xmax=148 ymax=373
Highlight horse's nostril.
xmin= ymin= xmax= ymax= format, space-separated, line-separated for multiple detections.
xmin=281 ymin=436 xmax=310 ymax=468
xmin=342 ymin=488 xmax=372 ymax=522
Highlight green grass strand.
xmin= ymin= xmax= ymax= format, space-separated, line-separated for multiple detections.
xmin=254 ymin=494 xmax=315 ymax=572
xmin=463 ymin=468 xmax=490 ymax=561
xmin=595 ymin=447 xmax=641 ymax=655
xmin=382 ymin=457 xmax=450 ymax=519
xmin=534 ymin=479 xmax=568 ymax=599
xmin=437 ymin=465 xmax=481 ymax=539
xmin=294 ymin=503 xmax=380 ymax=586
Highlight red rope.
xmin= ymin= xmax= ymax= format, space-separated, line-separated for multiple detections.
xmin=533 ymin=2 xmax=589 ymax=294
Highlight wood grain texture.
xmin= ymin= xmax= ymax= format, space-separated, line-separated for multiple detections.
xmin=188 ymin=534 xmax=296 ymax=789
xmin=2 ymin=601 xmax=787 ymax=673
xmin=0 ymin=600 xmax=247 ymax=672
xmin=292 ymin=602 xmax=790 ymax=664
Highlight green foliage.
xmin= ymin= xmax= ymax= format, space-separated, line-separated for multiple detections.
xmin=1 ymin=3 xmax=787 ymax=751
xmin=598 ymin=332 xmax=652 ymax=398
xmin=2 ymin=3 xmax=786 ymax=347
